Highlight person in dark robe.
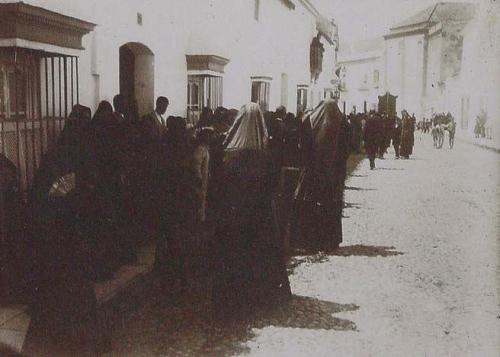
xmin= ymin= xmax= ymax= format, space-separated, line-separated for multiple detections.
xmin=378 ymin=114 xmax=392 ymax=159
xmin=400 ymin=110 xmax=415 ymax=159
xmin=112 ymin=94 xmax=127 ymax=123
xmin=283 ymin=112 xmax=301 ymax=167
xmin=198 ymin=107 xmax=214 ymax=128
xmin=392 ymin=116 xmax=402 ymax=159
xmin=89 ymin=100 xmax=134 ymax=276
xmin=24 ymin=168 xmax=109 ymax=357
xmin=363 ymin=112 xmax=381 ymax=170
xmin=349 ymin=113 xmax=363 ymax=154
xmin=212 ymin=103 xmax=291 ymax=321
xmin=292 ymin=99 xmax=350 ymax=252
xmin=155 ymin=116 xmax=195 ymax=287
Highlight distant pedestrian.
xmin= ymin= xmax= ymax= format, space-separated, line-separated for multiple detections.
xmin=363 ymin=112 xmax=381 ymax=170
xmin=392 ymin=117 xmax=402 ymax=159
xmin=400 ymin=110 xmax=415 ymax=159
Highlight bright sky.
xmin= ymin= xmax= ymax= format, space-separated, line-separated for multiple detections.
xmin=314 ymin=0 xmax=483 ymax=44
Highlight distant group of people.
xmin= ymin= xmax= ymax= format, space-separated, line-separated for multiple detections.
xmin=18 ymin=93 xmax=352 ymax=355
xmin=430 ymin=112 xmax=456 ymax=149
xmin=348 ymin=109 xmax=416 ymax=170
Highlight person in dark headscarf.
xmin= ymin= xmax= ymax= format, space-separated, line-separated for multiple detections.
xmin=25 ymin=163 xmax=110 ymax=357
xmin=90 ymin=99 xmax=136 ymax=273
xmin=155 ymin=116 xmax=195 ymax=287
xmin=212 ymin=103 xmax=291 ymax=321
xmin=292 ymin=99 xmax=351 ymax=252
xmin=198 ymin=107 xmax=214 ymax=128
xmin=400 ymin=111 xmax=415 ymax=159
xmin=283 ymin=112 xmax=301 ymax=167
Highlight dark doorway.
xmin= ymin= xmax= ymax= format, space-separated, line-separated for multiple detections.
xmin=118 ymin=42 xmax=154 ymax=117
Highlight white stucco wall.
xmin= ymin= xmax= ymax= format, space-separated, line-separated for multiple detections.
xmin=339 ymin=55 xmax=383 ymax=113
xmin=1 ymin=0 xmax=337 ymax=116
xmin=385 ymin=34 xmax=425 ymax=118
xmin=456 ymin=0 xmax=500 ymax=141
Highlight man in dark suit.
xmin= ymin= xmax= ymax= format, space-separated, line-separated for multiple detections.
xmin=143 ymin=96 xmax=169 ymax=139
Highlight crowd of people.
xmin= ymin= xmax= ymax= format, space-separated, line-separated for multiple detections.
xmin=347 ymin=109 xmax=416 ymax=170
xmin=1 ymin=88 xmax=424 ymax=355
xmin=8 ymin=93 xmax=352 ymax=355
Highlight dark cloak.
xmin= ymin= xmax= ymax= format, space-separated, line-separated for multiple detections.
xmin=212 ymin=103 xmax=291 ymax=320
xmin=292 ymin=99 xmax=350 ymax=252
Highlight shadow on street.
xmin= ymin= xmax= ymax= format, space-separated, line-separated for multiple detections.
xmin=333 ymin=245 xmax=404 ymax=257
xmin=345 ymin=186 xmax=377 ymax=191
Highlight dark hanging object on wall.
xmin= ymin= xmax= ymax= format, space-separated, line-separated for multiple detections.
xmin=310 ymin=34 xmax=324 ymax=83
xmin=378 ymin=92 xmax=398 ymax=115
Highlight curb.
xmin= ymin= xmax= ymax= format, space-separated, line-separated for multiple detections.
xmin=456 ymin=137 xmax=500 ymax=154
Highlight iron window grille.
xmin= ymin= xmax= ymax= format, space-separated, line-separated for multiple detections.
xmin=0 ymin=47 xmax=80 ymax=195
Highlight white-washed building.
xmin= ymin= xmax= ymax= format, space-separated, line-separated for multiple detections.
xmin=338 ymin=37 xmax=384 ymax=114
xmin=452 ymin=0 xmax=500 ymax=142
xmin=383 ymin=2 xmax=477 ymax=119
xmin=0 ymin=0 xmax=338 ymax=190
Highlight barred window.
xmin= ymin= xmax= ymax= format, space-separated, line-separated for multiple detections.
xmin=251 ymin=77 xmax=271 ymax=112
xmin=187 ymin=75 xmax=223 ymax=124
xmin=297 ymin=86 xmax=308 ymax=114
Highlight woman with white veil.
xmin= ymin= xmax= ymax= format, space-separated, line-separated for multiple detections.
xmin=212 ymin=103 xmax=291 ymax=320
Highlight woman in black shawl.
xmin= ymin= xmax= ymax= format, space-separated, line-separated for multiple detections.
xmin=292 ymin=99 xmax=350 ymax=252
xmin=212 ymin=103 xmax=291 ymax=321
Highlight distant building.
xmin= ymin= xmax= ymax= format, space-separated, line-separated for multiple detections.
xmin=0 ymin=0 xmax=339 ymax=190
xmin=383 ymin=2 xmax=477 ymax=119
xmin=338 ymin=37 xmax=384 ymax=113
xmin=452 ymin=0 xmax=500 ymax=141
xmin=339 ymin=1 xmax=499 ymax=144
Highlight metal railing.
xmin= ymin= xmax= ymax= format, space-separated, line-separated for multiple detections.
xmin=0 ymin=47 xmax=79 ymax=195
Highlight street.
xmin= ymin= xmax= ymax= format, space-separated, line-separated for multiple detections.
xmin=107 ymin=135 xmax=499 ymax=357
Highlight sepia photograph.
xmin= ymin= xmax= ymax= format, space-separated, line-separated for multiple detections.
xmin=0 ymin=0 xmax=498 ymax=356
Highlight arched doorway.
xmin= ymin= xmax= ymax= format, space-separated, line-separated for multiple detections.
xmin=119 ymin=42 xmax=154 ymax=117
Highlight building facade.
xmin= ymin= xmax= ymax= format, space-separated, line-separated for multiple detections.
xmin=338 ymin=37 xmax=384 ymax=114
xmin=0 ymin=0 xmax=339 ymax=190
xmin=383 ymin=2 xmax=477 ymax=119
xmin=339 ymin=1 xmax=499 ymax=145
xmin=452 ymin=0 xmax=500 ymax=140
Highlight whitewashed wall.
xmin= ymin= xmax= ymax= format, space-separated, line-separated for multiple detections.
xmin=2 ymin=0 xmax=336 ymax=116
xmin=385 ymin=34 xmax=426 ymax=118
xmin=339 ymin=55 xmax=383 ymax=113
xmin=457 ymin=0 xmax=500 ymax=140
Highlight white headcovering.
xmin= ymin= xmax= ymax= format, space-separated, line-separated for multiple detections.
xmin=223 ymin=103 xmax=268 ymax=151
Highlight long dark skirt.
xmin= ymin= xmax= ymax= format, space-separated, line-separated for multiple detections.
xmin=212 ymin=200 xmax=291 ymax=321
xmin=290 ymin=199 xmax=342 ymax=253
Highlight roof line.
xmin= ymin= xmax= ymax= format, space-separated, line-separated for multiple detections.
xmin=296 ymin=0 xmax=320 ymax=18
xmin=427 ymin=3 xmax=439 ymax=23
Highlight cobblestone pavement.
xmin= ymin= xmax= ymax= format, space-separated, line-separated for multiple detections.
xmin=106 ymin=135 xmax=499 ymax=356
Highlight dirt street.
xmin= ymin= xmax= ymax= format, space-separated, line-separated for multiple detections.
xmin=245 ymin=135 xmax=499 ymax=356
xmin=107 ymin=135 xmax=499 ymax=357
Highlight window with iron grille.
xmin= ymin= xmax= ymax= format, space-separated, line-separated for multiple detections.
xmin=0 ymin=48 xmax=79 ymax=193
xmin=251 ymin=77 xmax=271 ymax=112
xmin=297 ymin=86 xmax=308 ymax=114
xmin=0 ymin=67 xmax=29 ymax=119
xmin=187 ymin=75 xmax=223 ymax=124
